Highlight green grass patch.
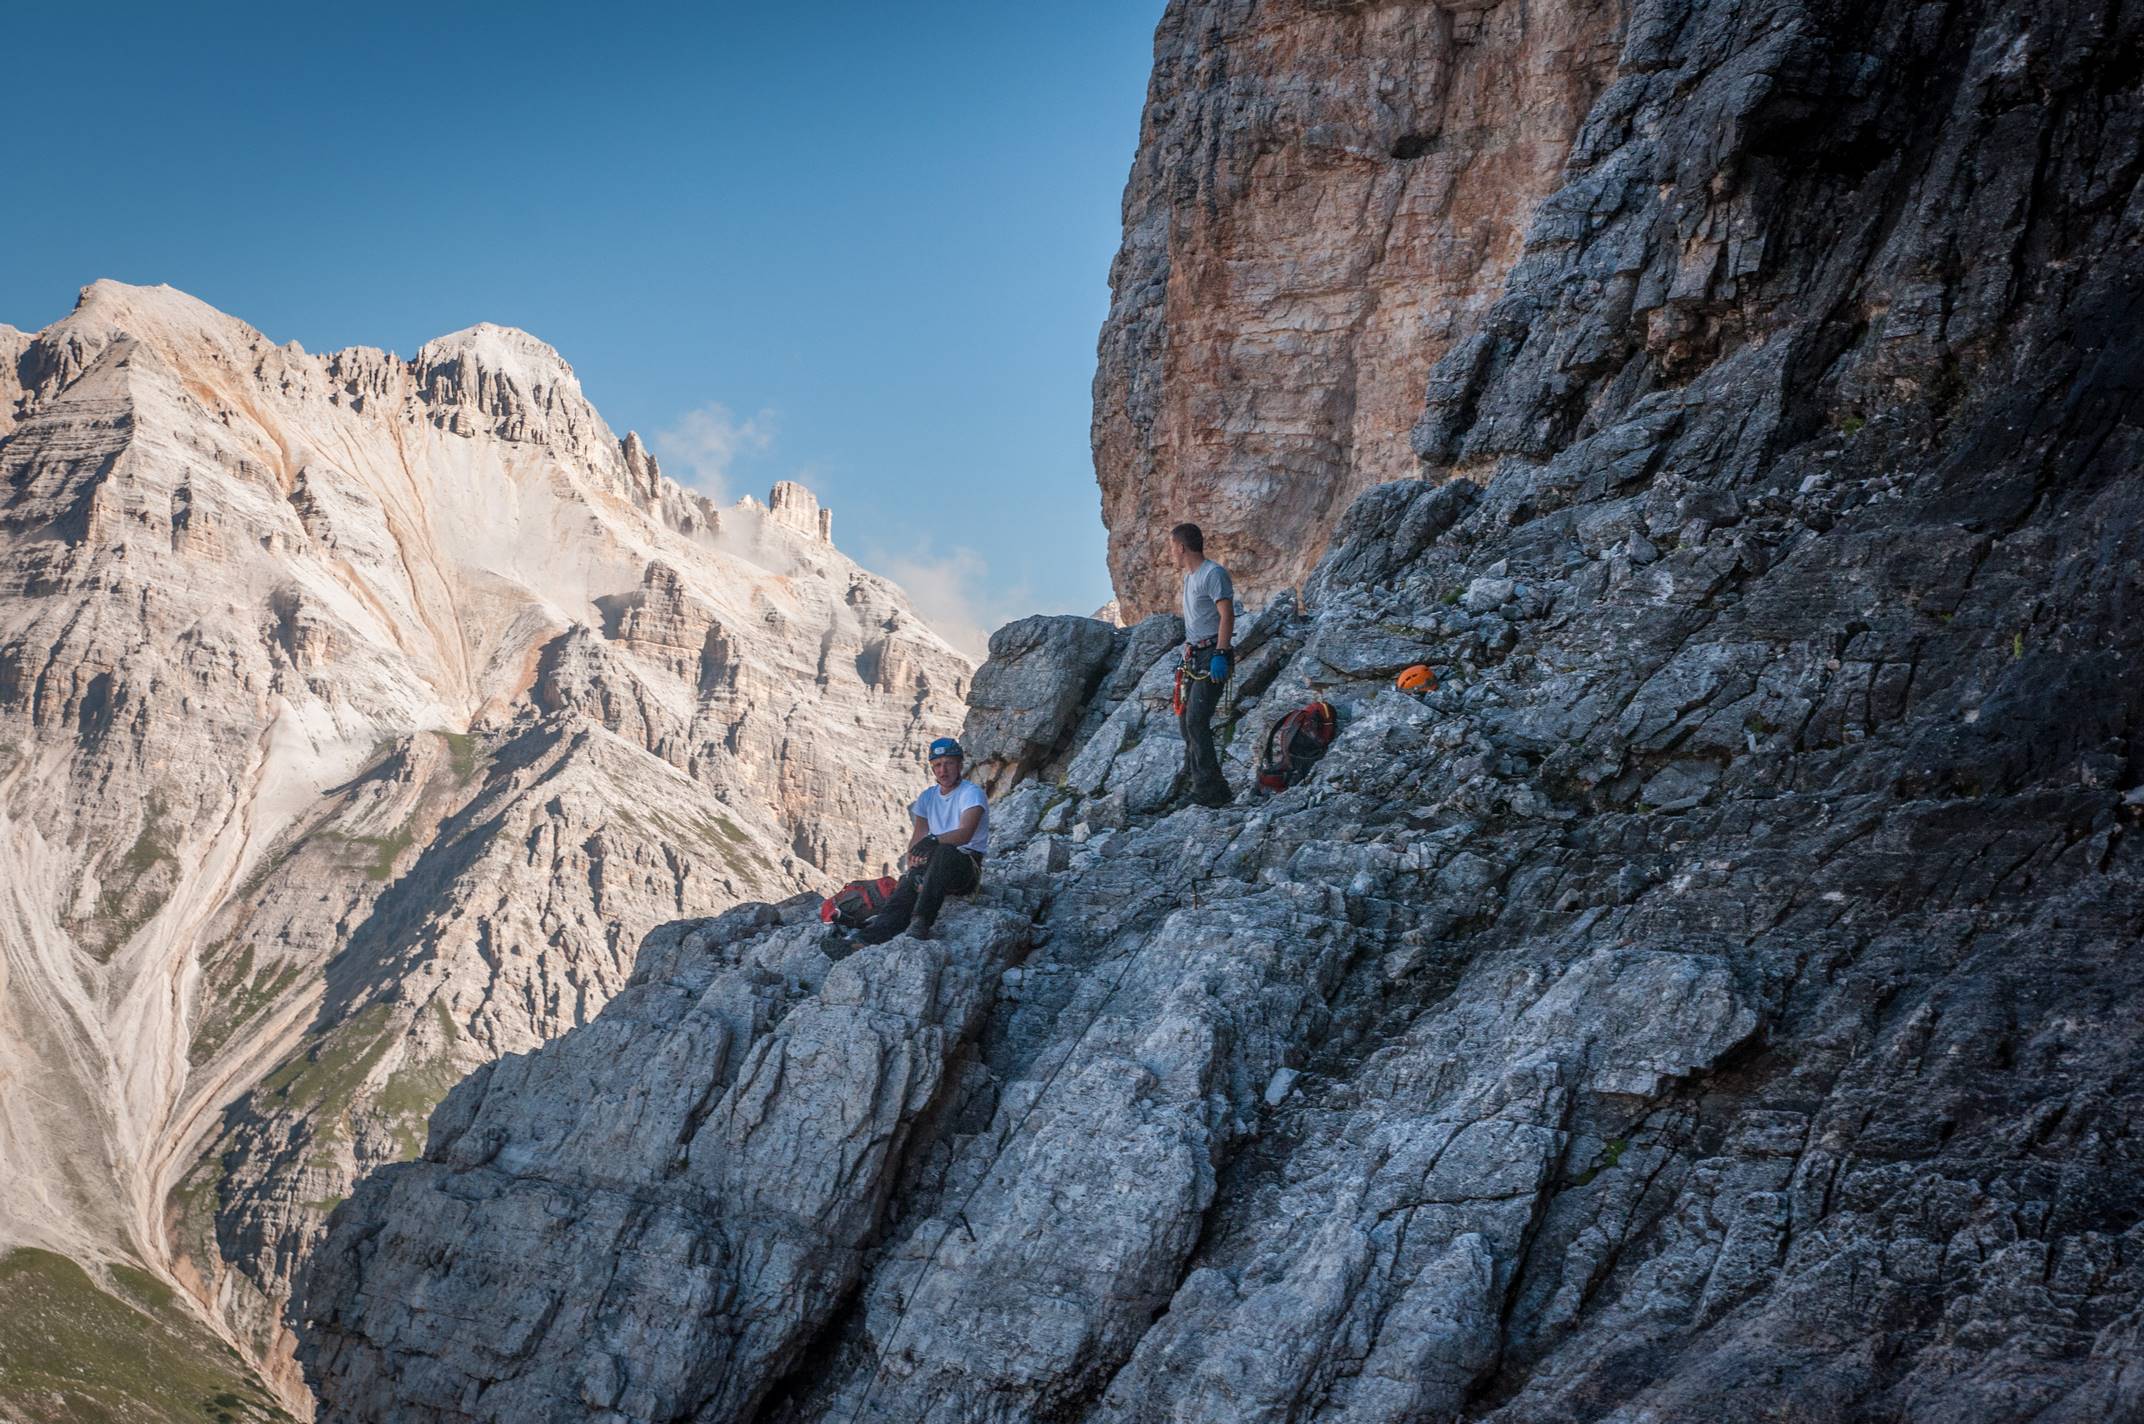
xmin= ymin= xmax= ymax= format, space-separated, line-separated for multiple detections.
xmin=165 ymin=1147 xmax=226 ymax=1273
xmin=439 ymin=730 xmax=484 ymax=782
xmin=433 ymin=996 xmax=461 ymax=1044
xmin=693 ymin=814 xmax=772 ymax=875
xmin=82 ymin=796 xmax=179 ymax=961
xmin=231 ymin=835 xmax=301 ymax=906
xmin=1569 ymin=1137 xmax=1628 ymax=1188
xmin=257 ymin=1002 xmax=397 ymax=1140
xmin=118 ymin=798 xmax=176 ymax=880
xmin=351 ymin=821 xmax=417 ymax=881
xmin=377 ymin=1052 xmax=464 ymax=1162
xmin=0 ymin=1248 xmax=292 ymax=1423
xmin=316 ymin=817 xmax=418 ymax=882
xmin=615 ymin=804 xmax=773 ymax=878
xmin=189 ymin=959 xmax=302 ymax=1067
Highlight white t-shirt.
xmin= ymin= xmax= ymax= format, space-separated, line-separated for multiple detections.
xmin=911 ymin=779 xmax=989 ymax=856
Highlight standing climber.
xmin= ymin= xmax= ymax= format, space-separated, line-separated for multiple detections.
xmin=1171 ymin=523 xmax=1235 ymax=808
xmin=851 ymin=736 xmax=989 ymax=945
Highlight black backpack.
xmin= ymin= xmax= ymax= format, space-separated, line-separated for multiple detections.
xmin=1256 ymin=701 xmax=1337 ymax=792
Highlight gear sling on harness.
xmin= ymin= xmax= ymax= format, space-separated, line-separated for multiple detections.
xmin=1171 ymin=662 xmax=1215 ymax=716
xmin=1172 ymin=639 xmax=1220 ymax=717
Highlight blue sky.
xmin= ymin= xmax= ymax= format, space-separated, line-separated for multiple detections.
xmin=2 ymin=2 xmax=1162 ymax=651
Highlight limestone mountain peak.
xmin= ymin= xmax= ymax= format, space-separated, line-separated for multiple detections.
xmin=0 ymin=280 xmax=972 ymax=1413
xmin=414 ymin=320 xmax=583 ymax=398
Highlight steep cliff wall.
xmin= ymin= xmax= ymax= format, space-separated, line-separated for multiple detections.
xmin=305 ymin=0 xmax=2143 ymax=1419
xmin=1095 ymin=0 xmax=1625 ymax=618
xmin=0 ymin=283 xmax=970 ymax=1416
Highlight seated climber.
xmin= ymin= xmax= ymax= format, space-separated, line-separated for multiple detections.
xmin=850 ymin=736 xmax=989 ymax=945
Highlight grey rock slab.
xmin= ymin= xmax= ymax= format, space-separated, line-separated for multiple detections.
xmin=962 ymin=615 xmax=1119 ymax=795
xmin=298 ymin=907 xmax=1028 ymax=1423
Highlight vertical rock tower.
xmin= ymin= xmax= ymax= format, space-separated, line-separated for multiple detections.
xmin=1094 ymin=0 xmax=1626 ymax=618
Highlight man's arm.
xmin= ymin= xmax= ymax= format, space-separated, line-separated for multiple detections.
xmin=934 ymin=806 xmax=985 ymax=848
xmin=906 ymin=814 xmax=931 ymax=863
xmin=1216 ymin=597 xmax=1235 ymax=652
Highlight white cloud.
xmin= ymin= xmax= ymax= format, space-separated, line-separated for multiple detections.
xmin=654 ymin=402 xmax=776 ymax=501
xmin=866 ymin=542 xmax=1108 ymax=661
xmin=875 ymin=546 xmax=995 ymax=659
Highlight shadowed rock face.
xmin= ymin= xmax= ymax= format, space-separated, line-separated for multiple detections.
xmin=303 ymin=0 xmax=2142 ymax=1418
xmin=299 ymin=901 xmax=1033 ymax=1423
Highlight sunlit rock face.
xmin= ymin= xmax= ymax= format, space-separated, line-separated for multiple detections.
xmin=1094 ymin=0 xmax=1624 ymax=620
xmin=0 ymin=280 xmax=969 ymax=1412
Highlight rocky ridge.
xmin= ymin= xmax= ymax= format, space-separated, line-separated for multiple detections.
xmin=0 ymin=281 xmax=969 ymax=1416
xmin=303 ymin=0 xmax=2143 ymax=1418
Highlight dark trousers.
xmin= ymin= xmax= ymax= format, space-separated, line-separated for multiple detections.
xmin=859 ymin=844 xmax=981 ymax=943
xmin=1178 ymin=664 xmax=1231 ymax=803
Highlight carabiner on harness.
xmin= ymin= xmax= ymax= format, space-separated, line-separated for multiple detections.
xmin=1172 ymin=654 xmax=1214 ymax=716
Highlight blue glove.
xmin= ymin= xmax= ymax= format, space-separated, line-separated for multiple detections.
xmin=1209 ymin=651 xmax=1231 ymax=681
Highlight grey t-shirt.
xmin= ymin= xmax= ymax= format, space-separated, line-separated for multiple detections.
xmin=1181 ymin=558 xmax=1235 ymax=643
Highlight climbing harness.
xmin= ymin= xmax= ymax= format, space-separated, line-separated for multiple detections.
xmin=1170 ymin=661 xmax=1215 ymax=717
xmin=1171 ymin=643 xmax=1219 ymax=717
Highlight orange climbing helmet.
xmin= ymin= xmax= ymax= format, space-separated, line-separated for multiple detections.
xmin=1396 ymin=664 xmax=1438 ymax=694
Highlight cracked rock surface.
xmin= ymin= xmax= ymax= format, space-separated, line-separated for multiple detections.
xmin=315 ymin=0 xmax=2144 ymax=1418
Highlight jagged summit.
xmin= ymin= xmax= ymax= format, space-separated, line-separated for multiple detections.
xmin=69 ymin=277 xmax=256 ymax=333
xmin=5 ymin=279 xmax=858 ymax=566
xmin=414 ymin=320 xmax=583 ymax=397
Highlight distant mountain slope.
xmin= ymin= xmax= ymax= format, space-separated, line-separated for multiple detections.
xmin=0 ymin=281 xmax=970 ymax=1414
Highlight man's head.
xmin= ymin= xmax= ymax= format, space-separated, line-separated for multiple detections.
xmin=1169 ymin=522 xmax=1205 ymax=573
xmin=927 ymin=736 xmax=964 ymax=789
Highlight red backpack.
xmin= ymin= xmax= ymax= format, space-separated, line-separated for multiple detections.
xmin=1256 ymin=701 xmax=1337 ymax=793
xmin=821 ymin=876 xmax=901 ymax=926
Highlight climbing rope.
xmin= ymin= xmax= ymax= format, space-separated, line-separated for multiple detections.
xmin=840 ymin=841 xmax=1211 ymax=1423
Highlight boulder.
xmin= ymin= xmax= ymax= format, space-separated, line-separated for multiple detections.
xmin=960 ymin=615 xmax=1120 ymax=794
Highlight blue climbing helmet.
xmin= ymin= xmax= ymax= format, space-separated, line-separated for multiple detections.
xmin=928 ymin=736 xmax=964 ymax=761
